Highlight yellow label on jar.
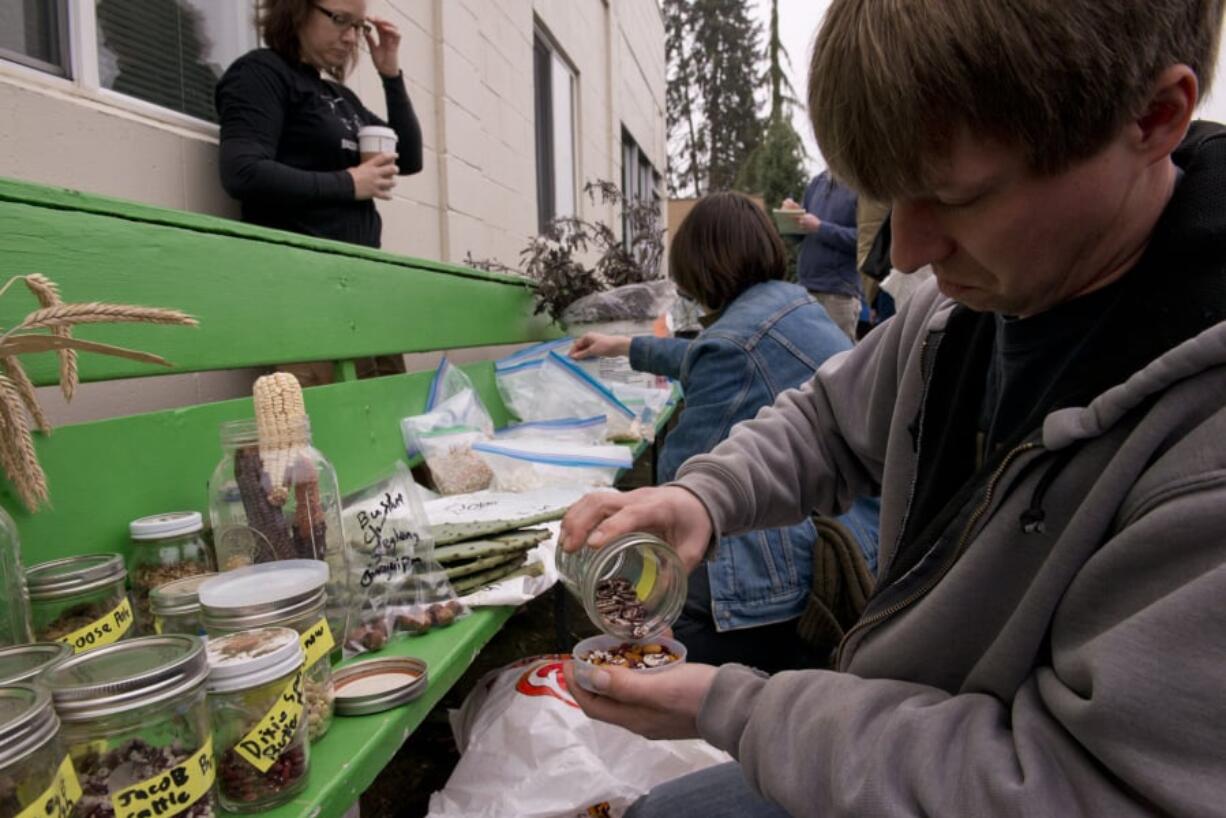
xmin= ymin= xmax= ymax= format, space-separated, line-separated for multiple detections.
xmin=16 ymin=756 xmax=82 ymax=818
xmin=634 ymin=552 xmax=658 ymax=601
xmin=234 ymin=667 xmax=305 ymax=772
xmin=58 ymin=597 xmax=134 ymax=654
xmin=300 ymin=617 xmax=334 ymax=668
xmin=110 ymin=737 xmax=215 ymax=818
xmin=153 ymin=616 xmax=163 ymax=635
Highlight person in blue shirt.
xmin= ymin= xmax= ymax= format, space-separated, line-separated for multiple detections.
xmin=783 ymin=171 xmax=860 ymax=340
xmin=571 ymin=192 xmax=879 ymax=671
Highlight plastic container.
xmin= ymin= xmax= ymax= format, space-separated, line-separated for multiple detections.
xmin=555 ymin=532 xmax=687 ymax=640
xmin=200 ymin=561 xmax=335 ymax=742
xmin=0 ymin=684 xmax=77 ymax=818
xmin=42 ymin=635 xmax=216 ymax=818
xmin=0 ymin=507 xmax=32 ymax=647
xmin=129 ymin=511 xmax=215 ymax=635
xmin=0 ymin=642 xmax=72 ymax=686
xmin=150 ymin=573 xmax=217 ymax=637
xmin=26 ymin=554 xmax=135 ymax=653
xmin=572 ymin=634 xmax=687 ymax=693
xmin=206 ymin=628 xmax=309 ymax=812
xmin=207 ymin=418 xmax=348 ymax=638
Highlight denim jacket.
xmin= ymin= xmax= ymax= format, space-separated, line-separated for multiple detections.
xmin=630 ymin=281 xmax=880 ymax=631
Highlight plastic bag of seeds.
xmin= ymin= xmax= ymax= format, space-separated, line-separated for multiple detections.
xmin=493 ymin=415 xmax=608 ymax=444
xmin=471 ymin=438 xmax=631 ymax=492
xmin=402 ymin=358 xmax=497 ymax=495
xmin=340 ymin=462 xmax=440 ymax=656
xmin=532 ymin=352 xmax=641 ymax=441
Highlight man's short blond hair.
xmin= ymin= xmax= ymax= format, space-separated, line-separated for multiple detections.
xmin=810 ymin=0 xmax=1225 ymax=200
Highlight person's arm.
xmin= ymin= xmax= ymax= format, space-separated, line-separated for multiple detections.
xmin=380 ymin=74 xmax=424 ymax=175
xmin=698 ymin=483 xmax=1226 ymax=817
xmin=216 ymin=58 xmax=354 ymax=203
xmin=629 ymin=336 xmax=691 ymax=381
xmin=813 ymin=217 xmax=857 ymax=252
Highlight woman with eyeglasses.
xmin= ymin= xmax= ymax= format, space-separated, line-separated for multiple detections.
xmin=216 ymin=0 xmax=423 ymax=249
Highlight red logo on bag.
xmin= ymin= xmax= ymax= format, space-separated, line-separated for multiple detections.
xmin=515 ymin=661 xmax=578 ymax=708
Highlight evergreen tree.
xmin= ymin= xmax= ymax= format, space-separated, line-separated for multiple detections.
xmin=665 ymin=0 xmax=705 ymax=196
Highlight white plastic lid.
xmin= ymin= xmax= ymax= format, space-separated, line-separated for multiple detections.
xmin=198 ymin=560 xmax=328 ymax=612
xmin=130 ymin=511 xmax=203 ymax=540
xmin=357 ymin=125 xmax=396 ymax=138
xmin=206 ymin=627 xmax=303 ymax=693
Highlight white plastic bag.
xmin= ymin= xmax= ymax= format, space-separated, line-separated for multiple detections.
xmin=427 ymin=656 xmax=731 ymax=818
xmin=494 ymin=415 xmax=608 ymax=444
xmin=561 ymin=280 xmax=677 ymax=326
xmin=534 ymin=352 xmax=639 ymax=441
xmin=473 ymin=438 xmax=632 ymax=492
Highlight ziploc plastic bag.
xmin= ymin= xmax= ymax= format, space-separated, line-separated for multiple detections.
xmin=494 ymin=415 xmax=607 ymax=444
xmin=494 ymin=339 xmax=572 ymax=421
xmin=402 ymin=357 xmax=495 ymax=494
xmin=533 ymin=352 xmax=640 ymax=441
xmin=472 ymin=438 xmax=632 ymax=492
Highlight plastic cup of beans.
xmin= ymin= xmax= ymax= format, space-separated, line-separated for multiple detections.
xmin=572 ymin=634 xmax=687 ymax=693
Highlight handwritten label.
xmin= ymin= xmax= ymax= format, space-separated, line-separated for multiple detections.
xmin=110 ymin=738 xmax=214 ymax=818
xmin=16 ymin=756 xmax=81 ymax=818
xmin=355 ymin=490 xmax=422 ymax=556
xmin=58 ymin=597 xmax=133 ymax=653
xmin=300 ymin=618 xmax=334 ymax=668
xmin=234 ymin=667 xmax=305 ymax=771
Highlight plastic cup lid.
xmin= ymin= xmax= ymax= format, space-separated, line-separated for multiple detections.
xmin=199 ymin=560 xmax=329 ymax=614
xmin=206 ymin=627 xmax=304 ymax=693
xmin=357 ymin=125 xmax=396 ymax=139
xmin=130 ymin=511 xmax=203 ymax=539
xmin=332 ymin=657 xmax=427 ymax=716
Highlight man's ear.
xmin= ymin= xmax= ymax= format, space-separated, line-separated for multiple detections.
xmin=1132 ymin=64 xmax=1198 ymax=165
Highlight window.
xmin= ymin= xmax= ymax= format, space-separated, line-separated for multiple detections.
xmin=533 ymin=29 xmax=577 ymax=232
xmin=0 ymin=0 xmax=70 ymax=76
xmin=621 ymin=128 xmax=661 ymax=248
xmin=95 ymin=0 xmax=257 ymax=123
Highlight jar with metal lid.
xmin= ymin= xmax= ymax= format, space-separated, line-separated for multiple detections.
xmin=150 ymin=574 xmax=217 ymax=637
xmin=0 ymin=507 xmax=33 ymax=647
xmin=555 ymin=532 xmax=688 ymax=640
xmin=26 ymin=555 xmax=134 ymax=654
xmin=205 ymin=628 xmax=309 ymax=812
xmin=199 ymin=561 xmax=335 ymax=742
xmin=0 ymin=684 xmax=78 ymax=818
xmin=129 ymin=513 xmax=215 ymax=636
xmin=42 ymin=635 xmax=216 ymax=818
xmin=0 ymin=642 xmax=72 ymax=687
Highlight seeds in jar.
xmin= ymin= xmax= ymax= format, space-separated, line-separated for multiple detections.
xmin=594 ymin=577 xmax=649 ymax=638
xmin=39 ymin=598 xmax=126 ymax=642
xmin=580 ymin=642 xmax=681 ymax=670
xmin=303 ymin=675 xmax=333 ymax=741
xmin=133 ymin=560 xmax=210 ymax=628
xmin=217 ymin=743 xmax=306 ymax=807
xmin=73 ymin=738 xmax=216 ymax=818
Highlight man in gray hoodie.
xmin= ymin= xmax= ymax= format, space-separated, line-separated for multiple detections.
xmin=559 ymin=1 xmax=1226 ymax=816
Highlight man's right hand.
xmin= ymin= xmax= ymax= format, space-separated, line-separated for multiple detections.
xmin=348 ymin=153 xmax=398 ymax=201
xmin=559 ymin=486 xmax=714 ymax=571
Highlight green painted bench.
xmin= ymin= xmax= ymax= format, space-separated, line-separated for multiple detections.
xmin=0 ymin=176 xmax=667 ymax=817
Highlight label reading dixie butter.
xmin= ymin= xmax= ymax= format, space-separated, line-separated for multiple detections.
xmin=300 ymin=618 xmax=334 ymax=668
xmin=110 ymin=738 xmax=214 ymax=818
xmin=234 ymin=667 xmax=305 ymax=772
xmin=15 ymin=756 xmax=81 ymax=818
xmin=58 ymin=597 xmax=134 ymax=654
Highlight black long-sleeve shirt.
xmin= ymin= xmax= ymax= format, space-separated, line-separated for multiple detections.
xmin=216 ymin=48 xmax=423 ymax=248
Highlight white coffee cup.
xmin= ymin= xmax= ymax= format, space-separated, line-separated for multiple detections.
xmin=358 ymin=125 xmax=397 ymax=161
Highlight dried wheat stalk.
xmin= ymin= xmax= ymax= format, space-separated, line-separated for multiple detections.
xmin=14 ymin=303 xmax=198 ymax=332
xmin=0 ymin=374 xmax=49 ymax=510
xmin=1 ymin=357 xmax=49 ymax=433
xmin=23 ymin=274 xmax=76 ymax=400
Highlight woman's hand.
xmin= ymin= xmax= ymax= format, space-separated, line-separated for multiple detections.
xmin=365 ymin=16 xmax=402 ymax=78
xmin=570 ymin=333 xmax=632 ymax=359
xmin=348 ymin=153 xmax=397 ymax=200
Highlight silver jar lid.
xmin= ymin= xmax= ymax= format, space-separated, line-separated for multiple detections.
xmin=150 ymin=573 xmax=217 ymax=618
xmin=206 ymin=627 xmax=304 ymax=694
xmin=332 ymin=657 xmax=428 ymax=716
xmin=42 ymin=635 xmax=208 ymax=722
xmin=199 ymin=560 xmax=328 ymax=631
xmin=0 ymin=642 xmax=73 ymax=686
xmin=0 ymin=684 xmax=60 ymax=769
xmin=130 ymin=511 xmax=204 ymax=540
xmin=26 ymin=554 xmax=127 ymax=601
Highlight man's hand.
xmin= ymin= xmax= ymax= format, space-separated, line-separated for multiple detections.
xmin=365 ymin=16 xmax=402 ymax=78
xmin=570 ymin=332 xmax=632 ymax=360
xmin=799 ymin=213 xmax=822 ymax=232
xmin=563 ymin=660 xmax=719 ymax=740
xmin=348 ymin=153 xmax=397 ymax=200
xmin=559 ymin=486 xmax=713 ymax=571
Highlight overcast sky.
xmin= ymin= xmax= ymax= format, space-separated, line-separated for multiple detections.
xmin=752 ymin=0 xmax=1226 ymax=177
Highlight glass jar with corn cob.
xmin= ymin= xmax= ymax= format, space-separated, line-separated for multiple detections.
xmin=207 ymin=374 xmax=350 ymax=642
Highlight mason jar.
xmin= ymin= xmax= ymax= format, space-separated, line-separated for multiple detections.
xmin=150 ymin=573 xmax=217 ymax=637
xmin=0 ymin=684 xmax=76 ymax=818
xmin=26 ymin=555 xmax=134 ymax=654
xmin=200 ymin=562 xmax=335 ymax=742
xmin=129 ymin=512 xmax=215 ymax=635
xmin=0 ymin=642 xmax=72 ymax=687
xmin=555 ymin=532 xmax=687 ymax=640
xmin=205 ymin=628 xmax=309 ymax=812
xmin=0 ymin=507 xmax=32 ymax=648
xmin=42 ymin=635 xmax=216 ymax=818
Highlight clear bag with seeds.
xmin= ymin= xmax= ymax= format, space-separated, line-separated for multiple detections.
xmin=402 ymin=358 xmax=496 ymax=495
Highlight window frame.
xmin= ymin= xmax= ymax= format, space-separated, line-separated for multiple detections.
xmin=621 ymin=126 xmax=661 ymax=250
xmin=532 ymin=23 xmax=579 ymax=233
xmin=0 ymin=0 xmax=72 ymax=77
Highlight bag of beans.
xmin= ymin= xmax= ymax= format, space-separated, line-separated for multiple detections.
xmin=402 ymin=358 xmax=496 ymax=495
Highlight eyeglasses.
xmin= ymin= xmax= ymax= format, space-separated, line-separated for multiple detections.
xmin=313 ymin=4 xmax=370 ymax=34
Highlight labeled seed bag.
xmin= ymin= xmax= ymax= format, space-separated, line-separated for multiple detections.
xmin=402 ymin=357 xmax=496 ymax=495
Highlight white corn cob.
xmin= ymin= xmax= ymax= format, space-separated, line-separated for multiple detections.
xmin=253 ymin=373 xmax=310 ymax=505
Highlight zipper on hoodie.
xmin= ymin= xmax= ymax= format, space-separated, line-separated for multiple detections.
xmin=836 ymin=440 xmax=1043 ymax=669
xmin=886 ymin=333 xmax=938 ymax=578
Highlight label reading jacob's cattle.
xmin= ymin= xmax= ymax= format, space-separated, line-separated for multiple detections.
xmin=110 ymin=738 xmax=214 ymax=818
xmin=58 ymin=597 xmax=134 ymax=654
xmin=15 ymin=756 xmax=82 ymax=818
xmin=233 ymin=667 xmax=305 ymax=772
xmin=299 ymin=617 xmax=334 ymax=668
